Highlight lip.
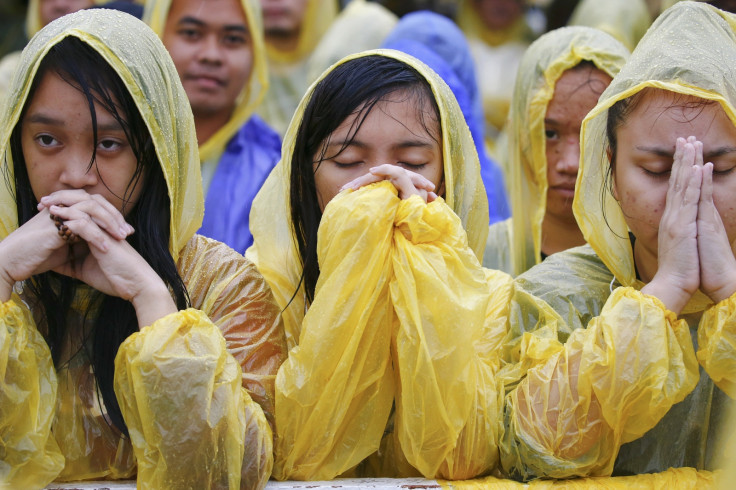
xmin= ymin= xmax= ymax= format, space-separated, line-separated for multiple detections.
xmin=185 ymin=74 xmax=226 ymax=90
xmin=262 ymin=7 xmax=287 ymax=17
xmin=550 ymin=185 xmax=576 ymax=198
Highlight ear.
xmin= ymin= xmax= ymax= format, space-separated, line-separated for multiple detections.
xmin=607 ymin=146 xmax=620 ymax=201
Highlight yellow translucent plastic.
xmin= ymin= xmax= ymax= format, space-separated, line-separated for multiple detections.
xmin=483 ymin=27 xmax=628 ymax=276
xmin=249 ymin=49 xmax=512 ymax=480
xmin=0 ymin=10 xmax=285 ymax=489
xmin=568 ymin=0 xmax=652 ymax=51
xmin=497 ymin=3 xmax=736 ymax=480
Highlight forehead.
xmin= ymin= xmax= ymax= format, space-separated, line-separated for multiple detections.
xmin=547 ymin=67 xmax=611 ymax=119
xmin=332 ymin=88 xmax=440 ymax=141
xmin=623 ymin=89 xmax=736 ymax=140
xmin=167 ymin=0 xmax=248 ymax=25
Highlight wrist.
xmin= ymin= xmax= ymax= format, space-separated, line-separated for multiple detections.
xmin=0 ymin=267 xmax=13 ymax=303
xmin=130 ymin=280 xmax=177 ymax=329
xmin=705 ymin=271 xmax=736 ymax=304
xmin=641 ymin=274 xmax=694 ymax=315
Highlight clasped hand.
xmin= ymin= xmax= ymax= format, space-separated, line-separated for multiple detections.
xmin=647 ymin=136 xmax=736 ymax=313
xmin=339 ymin=164 xmax=438 ymax=202
xmin=0 ymin=190 xmax=175 ymax=326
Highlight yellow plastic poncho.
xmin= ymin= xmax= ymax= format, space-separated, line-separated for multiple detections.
xmin=258 ymin=0 xmax=396 ymax=135
xmin=143 ymin=0 xmax=269 ymax=163
xmin=483 ymin=27 xmax=629 ymax=276
xmin=568 ymin=0 xmax=652 ymax=51
xmin=496 ymin=1 xmax=736 ymax=480
xmin=0 ymin=9 xmax=286 ymax=489
xmin=248 ymin=49 xmax=514 ymax=481
xmin=456 ymin=0 xmax=533 ymax=144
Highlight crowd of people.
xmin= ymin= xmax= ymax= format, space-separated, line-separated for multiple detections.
xmin=1 ymin=0 xmax=735 ymax=489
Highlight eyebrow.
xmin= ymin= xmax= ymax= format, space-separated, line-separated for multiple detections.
xmin=326 ymin=139 xmax=435 ymax=150
xmin=26 ymin=113 xmax=124 ymax=132
xmin=178 ymin=16 xmax=248 ymax=33
xmin=636 ymin=145 xmax=736 ymax=160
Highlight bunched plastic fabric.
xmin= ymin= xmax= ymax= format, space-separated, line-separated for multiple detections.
xmin=248 ymin=49 xmax=514 ymax=481
xmin=0 ymin=10 xmax=286 ymax=489
xmin=483 ymin=26 xmax=629 ymax=276
xmin=495 ymin=1 xmax=736 ymax=480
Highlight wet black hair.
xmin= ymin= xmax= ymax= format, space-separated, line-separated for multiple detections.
xmin=7 ymin=36 xmax=190 ymax=437
xmin=289 ymin=54 xmax=440 ymax=304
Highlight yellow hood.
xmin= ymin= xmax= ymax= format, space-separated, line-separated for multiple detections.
xmin=248 ymin=48 xmax=489 ymax=339
xmin=504 ymin=26 xmax=628 ymax=276
xmin=144 ymin=0 xmax=269 ymax=162
xmin=576 ymin=1 xmax=736 ymax=313
xmin=0 ymin=8 xmax=203 ymax=261
xmin=265 ymin=0 xmax=338 ymax=64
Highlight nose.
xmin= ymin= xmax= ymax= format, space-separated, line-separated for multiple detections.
xmin=555 ymin=136 xmax=581 ymax=175
xmin=197 ymin=35 xmax=223 ymax=65
xmin=59 ymin=158 xmax=98 ymax=189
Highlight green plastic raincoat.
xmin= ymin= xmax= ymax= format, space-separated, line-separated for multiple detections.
xmin=0 ymin=10 xmax=285 ymax=489
xmin=483 ymin=27 xmax=629 ymax=276
xmin=497 ymin=1 xmax=736 ymax=480
xmin=248 ymin=49 xmax=513 ymax=481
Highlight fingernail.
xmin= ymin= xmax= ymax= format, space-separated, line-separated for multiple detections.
xmin=127 ymin=224 xmax=135 ymax=234
xmin=119 ymin=226 xmax=128 ymax=237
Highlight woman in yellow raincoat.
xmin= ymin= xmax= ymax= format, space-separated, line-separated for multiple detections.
xmin=497 ymin=1 xmax=736 ymax=480
xmin=0 ymin=9 xmax=285 ymax=489
xmin=248 ymin=49 xmax=514 ymax=481
xmin=483 ymin=27 xmax=629 ymax=276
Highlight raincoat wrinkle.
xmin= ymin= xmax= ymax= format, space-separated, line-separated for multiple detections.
xmin=144 ymin=0 xmax=279 ymax=251
xmin=496 ymin=2 xmax=736 ymax=481
xmin=248 ymin=49 xmax=513 ymax=481
xmin=483 ymin=27 xmax=629 ymax=276
xmin=0 ymin=10 xmax=285 ymax=489
xmin=381 ymin=11 xmax=510 ymax=225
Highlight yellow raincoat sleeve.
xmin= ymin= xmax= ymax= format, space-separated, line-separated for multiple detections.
xmin=274 ymin=182 xmax=512 ymax=481
xmin=696 ymin=293 xmax=736 ymax=399
xmin=499 ymin=285 xmax=700 ymax=480
xmin=114 ymin=235 xmax=286 ymax=490
xmin=388 ymin=191 xmax=512 ymax=480
xmin=0 ymin=296 xmax=65 ymax=489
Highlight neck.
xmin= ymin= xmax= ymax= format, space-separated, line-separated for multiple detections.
xmin=633 ymin=239 xmax=658 ymax=283
xmin=194 ymin=110 xmax=232 ymax=147
xmin=265 ymin=29 xmax=300 ymax=53
xmin=540 ymin=213 xmax=585 ymax=256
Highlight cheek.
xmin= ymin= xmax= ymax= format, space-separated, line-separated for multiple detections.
xmin=713 ymin=190 xmax=736 ymax=242
xmin=619 ymin=185 xmax=666 ymax=231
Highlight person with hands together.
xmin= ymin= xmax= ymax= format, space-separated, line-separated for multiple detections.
xmin=248 ymin=50 xmax=515 ymax=480
xmin=0 ymin=9 xmax=285 ymax=489
xmin=497 ymin=1 xmax=736 ymax=481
